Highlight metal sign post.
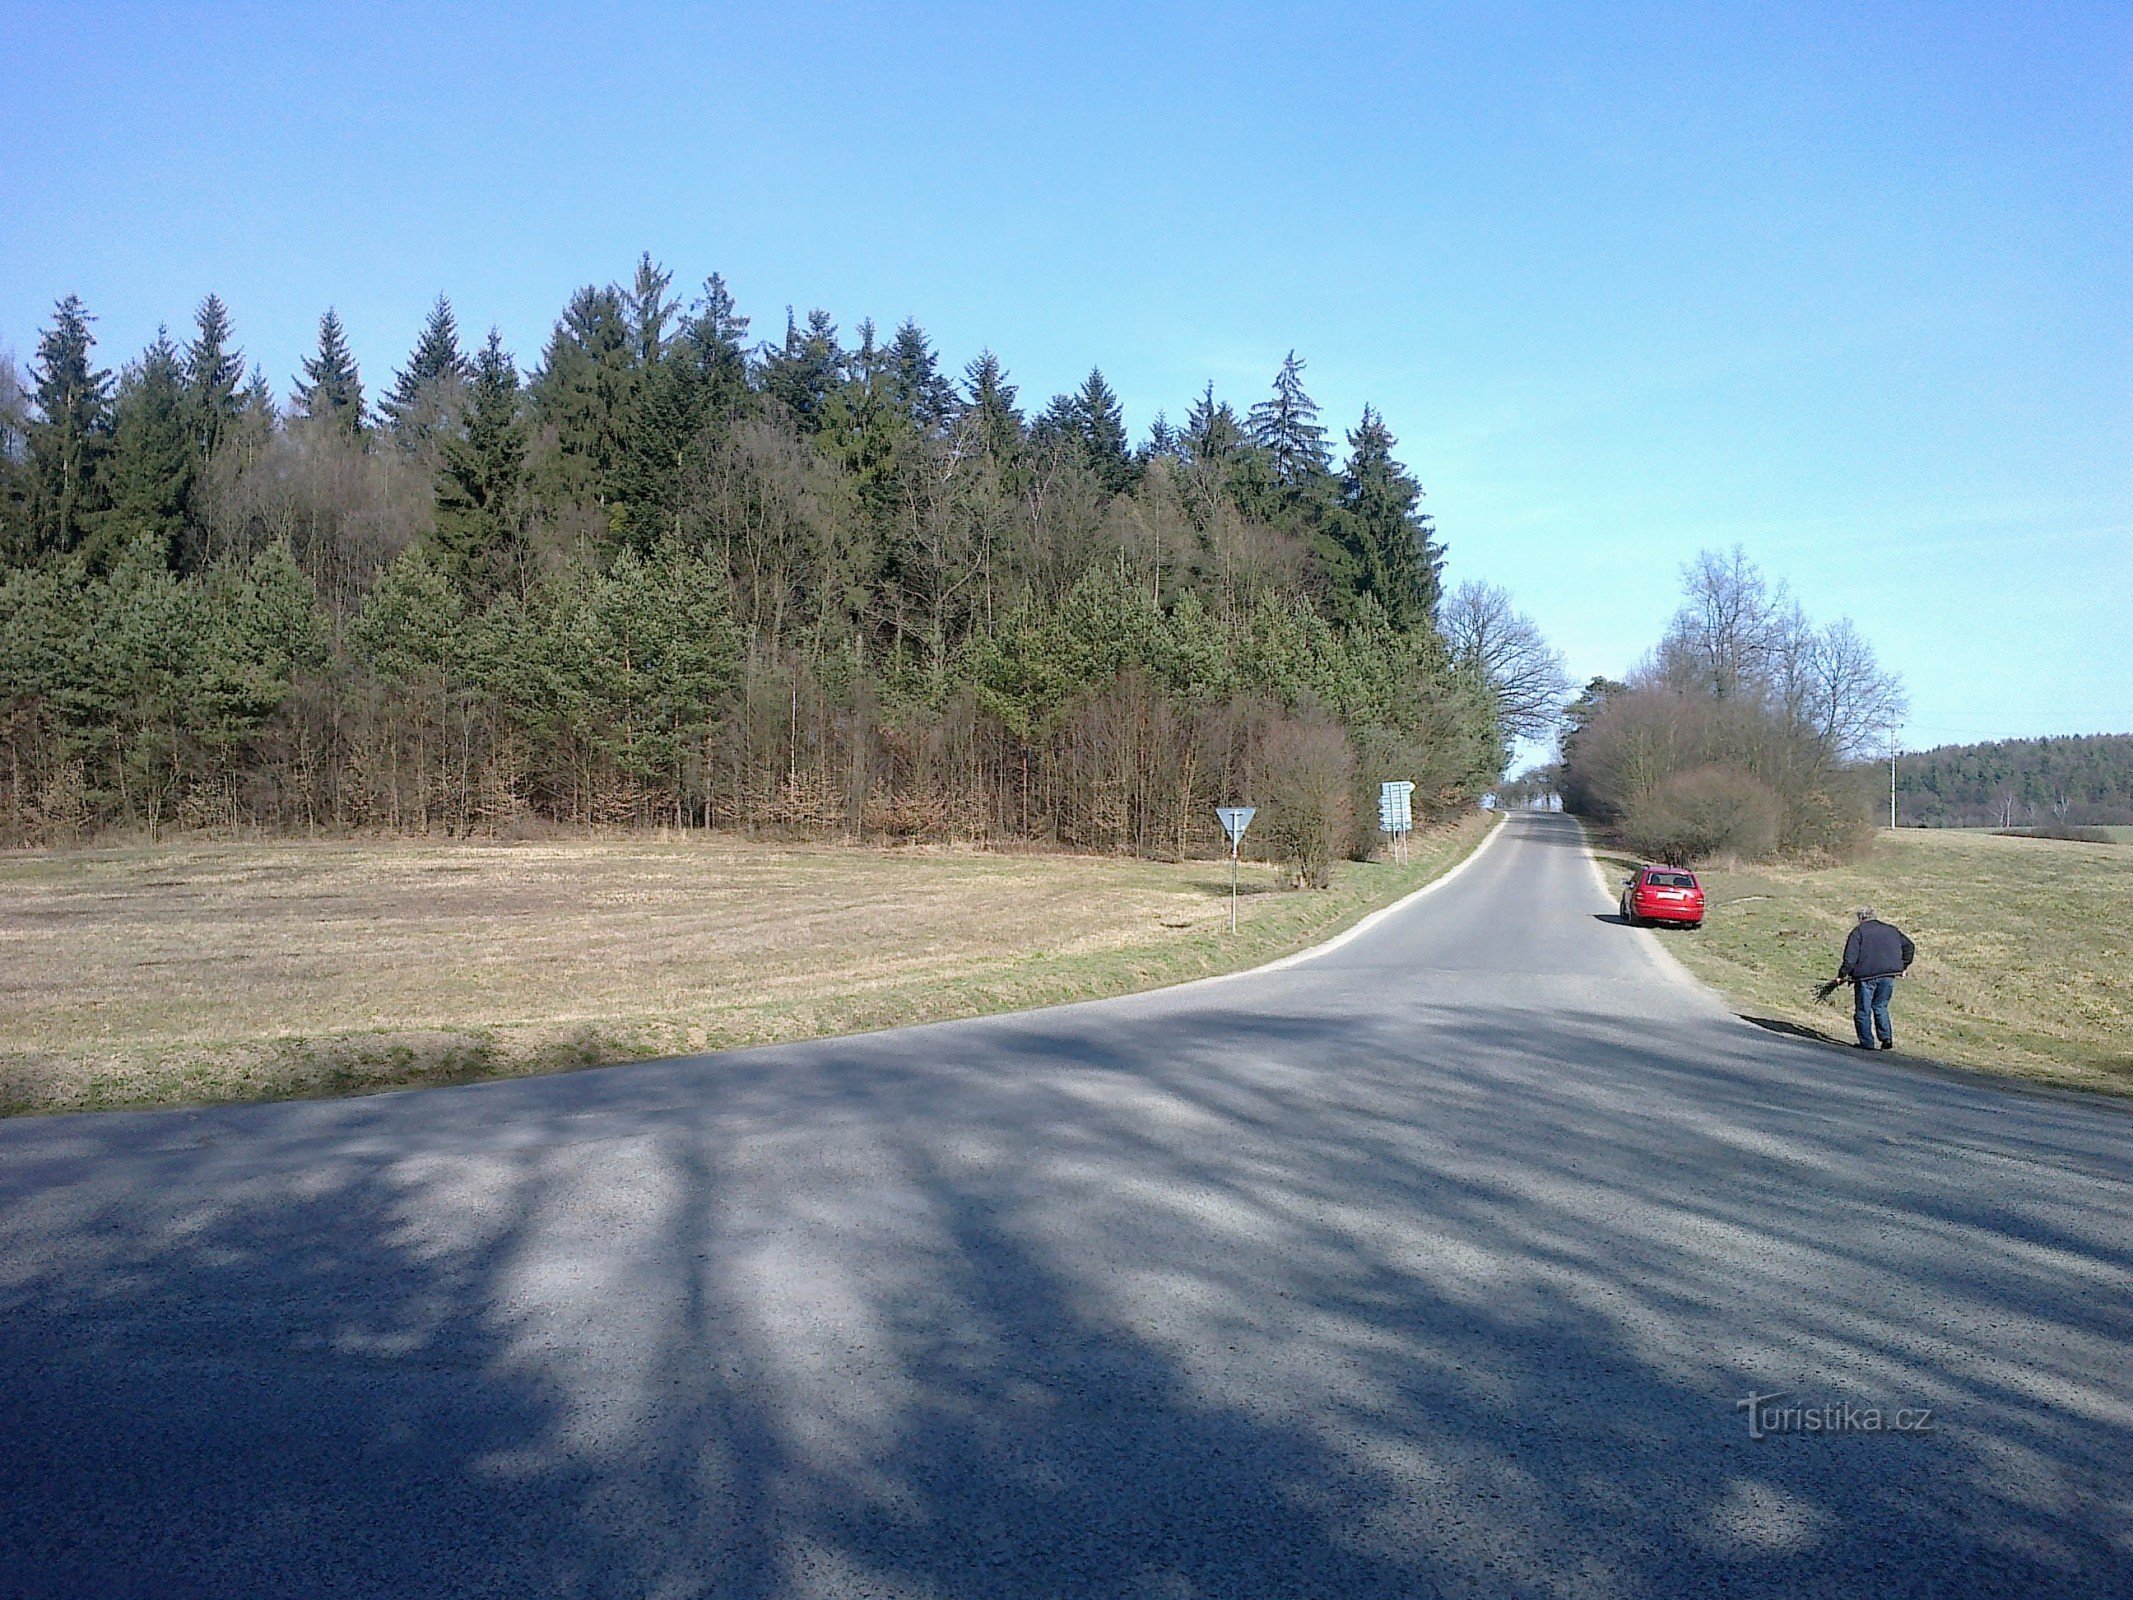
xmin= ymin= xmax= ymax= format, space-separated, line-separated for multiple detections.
xmin=1378 ymin=780 xmax=1415 ymax=864
xmin=1215 ymin=806 xmax=1256 ymax=932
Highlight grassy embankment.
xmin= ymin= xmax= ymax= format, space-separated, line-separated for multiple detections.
xmin=0 ymin=813 xmax=1492 ymax=1115
xmin=1596 ymin=828 xmax=2132 ymax=1094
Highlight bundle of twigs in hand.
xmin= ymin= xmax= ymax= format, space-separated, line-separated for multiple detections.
xmin=1813 ymin=977 xmax=1848 ymax=1004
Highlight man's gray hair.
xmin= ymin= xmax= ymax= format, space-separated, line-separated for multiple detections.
xmin=1856 ymin=906 xmax=1877 ymax=922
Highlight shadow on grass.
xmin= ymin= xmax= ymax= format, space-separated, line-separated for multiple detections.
xmin=1181 ymin=875 xmax=1283 ymax=899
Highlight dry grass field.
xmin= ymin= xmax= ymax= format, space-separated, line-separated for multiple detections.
xmin=0 ymin=815 xmax=1492 ymax=1115
xmin=1599 ymin=828 xmax=2133 ymax=1095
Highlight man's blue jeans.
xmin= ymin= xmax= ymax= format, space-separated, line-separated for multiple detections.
xmin=1854 ymin=977 xmax=1895 ymax=1048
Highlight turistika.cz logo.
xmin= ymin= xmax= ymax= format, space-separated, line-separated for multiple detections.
xmin=1736 ymin=1390 xmax=1937 ymax=1441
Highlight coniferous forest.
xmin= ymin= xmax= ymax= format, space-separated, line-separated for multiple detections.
xmin=0 ymin=258 xmax=1504 ymax=873
xmin=1897 ymin=735 xmax=2133 ymax=829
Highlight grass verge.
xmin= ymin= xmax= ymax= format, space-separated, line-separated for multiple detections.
xmin=1 ymin=813 xmax=1493 ymax=1115
xmin=1593 ymin=828 xmax=2133 ymax=1095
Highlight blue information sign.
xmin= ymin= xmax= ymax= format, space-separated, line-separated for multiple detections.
xmin=1378 ymin=780 xmax=1416 ymax=861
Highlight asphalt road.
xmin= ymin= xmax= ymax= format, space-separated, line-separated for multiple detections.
xmin=3 ymin=812 xmax=2128 ymax=1598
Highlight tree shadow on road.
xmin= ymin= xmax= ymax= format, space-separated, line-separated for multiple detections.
xmin=3 ymin=992 xmax=2130 ymax=1597
xmin=1743 ymin=1013 xmax=1852 ymax=1049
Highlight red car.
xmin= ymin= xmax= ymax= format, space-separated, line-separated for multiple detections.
xmin=1620 ymin=865 xmax=1705 ymax=928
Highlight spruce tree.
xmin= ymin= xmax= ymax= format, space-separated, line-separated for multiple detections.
xmin=961 ymin=350 xmax=1023 ymax=461
xmin=1075 ymin=368 xmax=1134 ymax=493
xmin=1183 ymin=384 xmax=1246 ymax=468
xmin=294 ymin=309 xmax=365 ymax=436
xmin=1338 ymin=406 xmax=1440 ymax=626
xmin=684 ymin=274 xmax=751 ymax=396
xmin=672 ymin=273 xmax=751 ymax=414
xmin=530 ymin=284 xmax=635 ymax=508
xmin=379 ymin=295 xmax=469 ymax=443
xmin=26 ymin=295 xmax=113 ymax=558
xmin=624 ymin=254 xmax=676 ymax=368
xmin=612 ymin=340 xmax=697 ymax=553
xmin=101 ymin=329 xmax=195 ymax=567
xmin=887 ymin=319 xmax=955 ymax=431
xmin=1031 ymin=392 xmax=1082 ymax=453
xmin=850 ymin=317 xmax=883 ymax=383
xmin=820 ymin=317 xmax=924 ymax=543
xmin=182 ymin=294 xmax=244 ymax=465
xmin=432 ymin=330 xmax=528 ymax=599
xmin=240 ymin=366 xmax=278 ymax=429
xmin=1248 ymin=352 xmax=1331 ymax=485
xmin=1030 ymin=371 xmax=1134 ymax=492
xmin=757 ymin=308 xmax=843 ymax=431
xmin=611 ymin=368 xmax=688 ymax=551
xmin=611 ymin=274 xmax=753 ymax=550
xmin=1143 ymin=412 xmax=1180 ymax=461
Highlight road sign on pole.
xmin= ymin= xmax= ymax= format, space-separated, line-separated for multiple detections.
xmin=1378 ymin=780 xmax=1414 ymax=863
xmin=1216 ymin=806 xmax=1256 ymax=932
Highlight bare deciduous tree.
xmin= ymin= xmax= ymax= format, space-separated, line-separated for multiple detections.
xmin=0 ymin=348 xmax=27 ymax=444
xmin=1807 ymin=617 xmax=1907 ymax=759
xmin=0 ymin=350 xmax=33 ymax=565
xmin=1655 ymin=544 xmax=1786 ymax=701
xmin=1441 ymin=579 xmax=1571 ymax=742
xmin=1565 ymin=546 xmax=1906 ymax=861
xmin=1648 ymin=546 xmax=1904 ymax=760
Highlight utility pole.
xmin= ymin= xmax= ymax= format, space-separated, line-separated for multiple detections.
xmin=1889 ymin=747 xmax=1899 ymax=830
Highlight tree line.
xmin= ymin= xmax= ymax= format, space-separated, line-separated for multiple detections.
xmin=0 ymin=259 xmax=1509 ymax=872
xmin=1560 ymin=546 xmax=1906 ymax=862
xmin=1898 ymin=734 xmax=2133 ymax=829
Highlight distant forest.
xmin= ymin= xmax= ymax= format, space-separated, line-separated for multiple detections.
xmin=0 ymin=259 xmax=1506 ymax=871
xmin=1899 ymin=735 xmax=2133 ymax=828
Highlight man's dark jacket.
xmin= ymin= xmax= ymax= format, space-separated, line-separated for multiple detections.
xmin=1841 ymin=919 xmax=1916 ymax=983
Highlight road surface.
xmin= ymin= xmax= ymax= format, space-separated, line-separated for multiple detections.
xmin=2 ymin=813 xmax=2128 ymax=1597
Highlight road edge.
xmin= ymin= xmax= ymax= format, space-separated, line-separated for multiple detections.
xmin=1245 ymin=807 xmax=1510 ymax=976
xmin=1570 ymin=817 xmax=1764 ymax=1034
xmin=1571 ymin=821 xmax=2133 ymax=1109
xmin=2 ymin=811 xmax=1510 ymax=1124
xmin=1102 ymin=808 xmax=1510 ymax=1005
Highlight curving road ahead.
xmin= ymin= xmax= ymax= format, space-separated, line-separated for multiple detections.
xmin=2 ymin=813 xmax=2129 ymax=1597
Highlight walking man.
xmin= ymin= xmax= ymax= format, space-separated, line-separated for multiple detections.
xmin=1838 ymin=906 xmax=1916 ymax=1050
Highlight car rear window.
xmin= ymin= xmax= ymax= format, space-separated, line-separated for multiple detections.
xmin=1646 ymin=871 xmax=1697 ymax=888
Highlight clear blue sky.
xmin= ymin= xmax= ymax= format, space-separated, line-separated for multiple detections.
xmin=5 ymin=1 xmax=2126 ymax=752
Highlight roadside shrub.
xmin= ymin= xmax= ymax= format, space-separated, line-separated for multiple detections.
xmin=1778 ymin=768 xmax=1879 ymax=860
xmin=1258 ymin=715 xmax=1355 ymax=888
xmin=1343 ymin=694 xmax=1501 ymax=859
xmin=1620 ymin=764 xmax=1781 ymax=864
xmin=1562 ymin=685 xmax=1704 ymax=825
xmin=1565 ymin=685 xmax=1878 ymax=862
